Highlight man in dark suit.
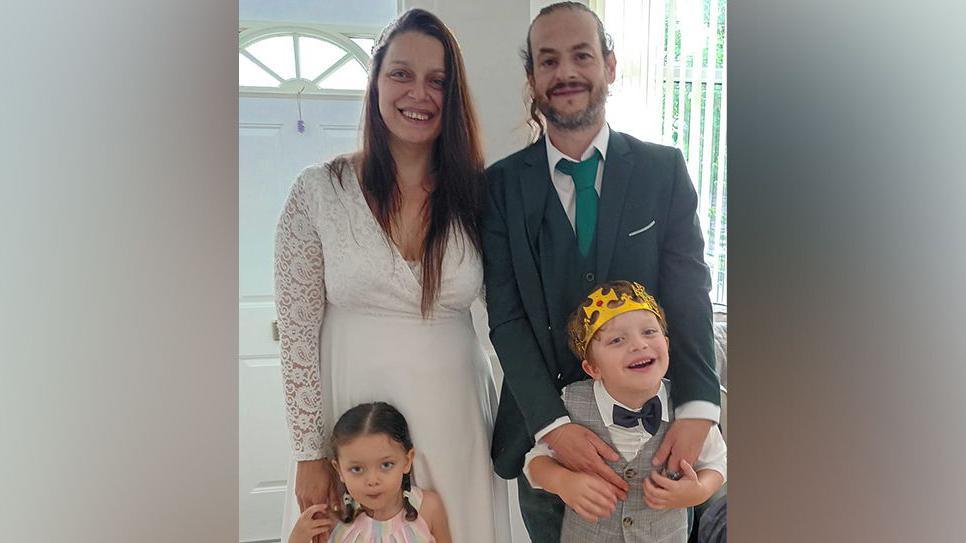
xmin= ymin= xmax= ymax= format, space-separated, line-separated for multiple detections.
xmin=482 ymin=3 xmax=722 ymax=541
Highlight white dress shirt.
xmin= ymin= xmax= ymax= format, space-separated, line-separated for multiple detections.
xmin=534 ymin=124 xmax=720 ymax=444
xmin=524 ymin=380 xmax=727 ymax=490
xmin=545 ymin=123 xmax=610 ymax=229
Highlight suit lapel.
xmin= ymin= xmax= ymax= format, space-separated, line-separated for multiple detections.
xmin=519 ymin=138 xmax=552 ymax=256
xmin=506 ymin=139 xmax=556 ymax=369
xmin=596 ymin=130 xmax=634 ymax=280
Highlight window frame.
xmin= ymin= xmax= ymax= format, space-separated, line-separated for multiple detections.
xmin=591 ymin=0 xmax=728 ymax=304
xmin=238 ymin=22 xmax=378 ymax=98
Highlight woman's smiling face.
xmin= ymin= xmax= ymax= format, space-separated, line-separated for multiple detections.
xmin=376 ymin=31 xmax=446 ymax=150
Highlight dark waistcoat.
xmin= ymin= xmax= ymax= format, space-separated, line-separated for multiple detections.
xmin=537 ymin=188 xmax=600 ymax=386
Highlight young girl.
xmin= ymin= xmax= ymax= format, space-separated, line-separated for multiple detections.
xmin=289 ymin=402 xmax=452 ymax=543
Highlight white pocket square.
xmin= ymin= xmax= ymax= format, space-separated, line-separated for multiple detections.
xmin=628 ymin=221 xmax=656 ymax=237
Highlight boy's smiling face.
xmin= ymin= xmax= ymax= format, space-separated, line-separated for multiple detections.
xmin=582 ymin=309 xmax=669 ymax=404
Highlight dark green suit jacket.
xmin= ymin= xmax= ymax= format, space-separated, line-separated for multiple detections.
xmin=482 ymin=129 xmax=720 ymax=479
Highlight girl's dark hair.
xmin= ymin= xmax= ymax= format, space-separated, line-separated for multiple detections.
xmin=520 ymin=1 xmax=614 ymax=140
xmin=328 ymin=8 xmax=485 ymax=317
xmin=331 ymin=402 xmax=418 ymax=523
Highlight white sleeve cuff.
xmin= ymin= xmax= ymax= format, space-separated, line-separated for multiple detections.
xmin=673 ymin=400 xmax=721 ymax=423
xmin=693 ymin=424 xmax=727 ymax=483
xmin=534 ymin=415 xmax=572 ymax=443
xmin=522 ymin=442 xmax=555 ymax=490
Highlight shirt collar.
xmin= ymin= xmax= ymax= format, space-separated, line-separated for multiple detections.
xmin=594 ymin=379 xmax=670 ymax=428
xmin=545 ymin=123 xmax=610 ymax=169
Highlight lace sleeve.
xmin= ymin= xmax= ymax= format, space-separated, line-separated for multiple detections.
xmin=274 ymin=168 xmax=328 ymax=461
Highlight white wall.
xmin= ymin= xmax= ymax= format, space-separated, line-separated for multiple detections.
xmin=531 ymin=0 xmax=588 ymax=18
xmin=240 ymin=0 xmax=396 ymax=27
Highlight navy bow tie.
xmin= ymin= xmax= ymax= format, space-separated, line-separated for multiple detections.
xmin=612 ymin=396 xmax=662 ymax=434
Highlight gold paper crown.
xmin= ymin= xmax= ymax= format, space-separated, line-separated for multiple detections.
xmin=569 ymin=281 xmax=665 ymax=358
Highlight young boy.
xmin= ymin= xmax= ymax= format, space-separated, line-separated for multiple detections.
xmin=524 ymin=280 xmax=726 ymax=542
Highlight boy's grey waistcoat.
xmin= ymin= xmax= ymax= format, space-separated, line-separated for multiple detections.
xmin=560 ymin=380 xmax=687 ymax=543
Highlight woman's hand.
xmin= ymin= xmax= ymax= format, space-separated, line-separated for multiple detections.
xmin=295 ymin=459 xmax=340 ymax=542
xmin=289 ymin=504 xmax=337 ymax=543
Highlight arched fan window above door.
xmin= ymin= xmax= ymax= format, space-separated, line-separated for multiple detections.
xmin=239 ymin=25 xmax=374 ymax=95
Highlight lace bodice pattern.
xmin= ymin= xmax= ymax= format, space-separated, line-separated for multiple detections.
xmin=274 ymin=162 xmax=483 ymax=460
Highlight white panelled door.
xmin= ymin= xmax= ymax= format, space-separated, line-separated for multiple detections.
xmin=239 ymin=95 xmax=362 ymax=542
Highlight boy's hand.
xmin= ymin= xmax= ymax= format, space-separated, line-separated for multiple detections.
xmin=651 ymin=419 xmax=713 ymax=477
xmin=643 ymin=460 xmax=709 ymax=510
xmin=542 ymin=423 xmax=629 ymax=499
xmin=289 ymin=504 xmax=337 ymax=543
xmin=558 ymin=471 xmax=620 ymax=523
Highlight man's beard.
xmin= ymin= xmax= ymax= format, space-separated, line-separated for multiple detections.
xmin=535 ymin=81 xmax=607 ymax=131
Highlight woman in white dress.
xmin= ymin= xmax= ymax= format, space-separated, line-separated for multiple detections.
xmin=275 ymin=9 xmax=509 ymax=542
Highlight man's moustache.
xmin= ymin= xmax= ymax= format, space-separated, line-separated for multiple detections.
xmin=547 ymin=83 xmax=591 ymax=97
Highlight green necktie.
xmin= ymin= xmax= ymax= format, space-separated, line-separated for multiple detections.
xmin=555 ymin=149 xmax=601 ymax=257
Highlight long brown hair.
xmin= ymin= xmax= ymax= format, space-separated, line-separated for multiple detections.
xmin=329 ymin=8 xmax=484 ymax=317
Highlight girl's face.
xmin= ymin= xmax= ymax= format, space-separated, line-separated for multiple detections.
xmin=376 ymin=31 xmax=446 ymax=151
xmin=332 ymin=433 xmax=415 ymax=519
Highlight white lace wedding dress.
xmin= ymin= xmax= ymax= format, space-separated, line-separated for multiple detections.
xmin=274 ymin=162 xmax=510 ymax=542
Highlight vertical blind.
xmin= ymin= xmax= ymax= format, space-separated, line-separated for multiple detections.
xmin=592 ymin=0 xmax=727 ymax=304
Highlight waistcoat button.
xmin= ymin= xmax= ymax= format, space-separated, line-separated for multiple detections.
xmin=622 ymin=516 xmax=634 ymax=527
xmin=624 ymin=467 xmax=637 ymax=480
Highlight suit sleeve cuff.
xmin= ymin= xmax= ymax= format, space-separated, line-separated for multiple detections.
xmin=673 ymin=400 xmax=720 ymax=423
xmin=522 ymin=442 xmax=555 ymax=490
xmin=534 ymin=416 xmax=572 ymax=443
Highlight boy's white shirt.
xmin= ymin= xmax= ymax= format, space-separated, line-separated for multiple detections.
xmin=523 ymin=380 xmax=727 ymax=490
xmin=534 ymin=123 xmax=720 ymax=445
